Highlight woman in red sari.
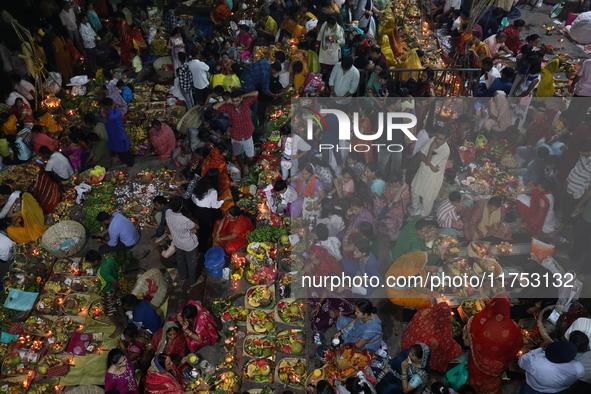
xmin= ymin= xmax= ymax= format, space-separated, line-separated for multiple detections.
xmin=200 ymin=144 xmax=233 ymax=213
xmin=305 ymin=245 xmax=342 ymax=277
xmin=515 ymin=177 xmax=556 ymax=236
xmin=523 ymin=107 xmax=560 ymax=146
xmin=174 ymin=301 xmax=218 ymax=353
xmin=116 ymin=11 xmax=133 ymax=66
xmin=212 ymin=206 xmax=254 ymax=254
xmin=32 ymin=170 xmax=62 ymax=213
xmin=144 ymin=354 xmax=208 ymax=394
xmin=465 ymin=295 xmax=523 ymax=394
xmin=147 ymin=322 xmax=187 ymax=361
xmin=401 ymin=302 xmax=462 ymax=372
xmin=463 ymin=196 xmax=512 ymax=241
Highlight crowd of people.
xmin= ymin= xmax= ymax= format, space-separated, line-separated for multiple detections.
xmin=1 ymin=0 xmax=591 ymax=393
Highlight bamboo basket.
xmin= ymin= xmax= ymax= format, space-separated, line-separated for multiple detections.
xmin=274 ymin=357 xmax=308 ymax=389
xmin=64 ymin=385 xmax=105 ymax=394
xmin=42 ymin=221 xmax=86 ymax=258
xmin=274 ymin=298 xmax=305 ymax=326
xmin=131 ymin=268 xmax=169 ymax=309
xmin=242 ymin=334 xmax=276 ymax=360
xmin=537 ymin=305 xmax=561 ymax=343
xmin=61 ymin=294 xmax=91 ymax=317
xmin=243 ymin=358 xmax=275 ymax=384
xmin=176 ymin=105 xmax=203 ymax=134
xmin=153 ymin=56 xmax=174 ymax=79
xmin=247 ymin=310 xmax=276 ymax=334
xmin=245 ymin=284 xmax=276 ymax=310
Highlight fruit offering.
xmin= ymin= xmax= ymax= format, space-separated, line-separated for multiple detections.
xmin=249 ymin=311 xmax=276 ymax=334
xmin=47 ymin=333 xmax=69 ymax=353
xmin=53 ymin=258 xmax=94 ymax=276
xmin=2 ymin=353 xmax=36 ymax=376
xmin=215 ymin=371 xmax=241 ymax=393
xmin=0 ymin=343 xmax=11 ymax=359
xmin=54 ymin=316 xmax=84 ymax=333
xmin=276 ymin=358 xmax=307 ymax=388
xmin=14 ymin=334 xmax=44 ymax=352
xmin=246 ymin=285 xmax=275 ymax=309
xmin=275 ymin=330 xmax=305 ymax=355
xmin=88 ymin=299 xmax=108 ymax=322
xmin=220 ymin=305 xmax=249 ymax=325
xmin=186 ymin=370 xmax=215 ymax=391
xmin=469 ymin=241 xmax=494 ymax=260
xmin=0 ymin=380 xmax=24 ymax=393
xmin=460 ymin=299 xmax=484 ymax=319
xmin=243 ymin=358 xmax=274 ymax=383
xmin=29 ymin=380 xmax=58 ymax=394
xmin=276 ymin=299 xmax=305 ymax=324
xmin=61 ymin=294 xmax=89 ymax=316
xmin=37 ymin=355 xmax=69 ymax=376
xmin=35 ymin=292 xmax=62 ymax=315
xmin=307 ymin=368 xmax=324 ymax=387
xmin=24 ymin=317 xmax=53 ymax=337
xmin=243 ymin=336 xmax=275 ymax=358
xmin=279 ymin=254 xmax=304 ymax=272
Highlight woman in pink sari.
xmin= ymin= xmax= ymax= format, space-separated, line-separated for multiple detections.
xmin=374 ymin=171 xmax=410 ymax=237
xmin=174 ymin=301 xmax=218 ymax=353
xmin=144 ymin=354 xmax=209 ymax=394
xmin=237 ymin=25 xmax=254 ymax=53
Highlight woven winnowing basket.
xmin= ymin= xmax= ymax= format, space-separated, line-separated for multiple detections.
xmin=176 ymin=105 xmax=203 ymax=134
xmin=41 ymin=221 xmax=86 ymax=258
xmin=131 ymin=268 xmax=169 ymax=309
xmin=65 ymin=385 xmax=105 ymax=394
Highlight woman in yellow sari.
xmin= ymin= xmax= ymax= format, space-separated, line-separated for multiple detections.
xmin=290 ymin=50 xmax=309 ymax=91
xmin=395 ymin=48 xmax=424 ymax=82
xmin=385 ymin=250 xmax=440 ymax=309
xmin=6 ymin=193 xmax=47 ymax=244
xmin=535 ymin=58 xmax=560 ymax=97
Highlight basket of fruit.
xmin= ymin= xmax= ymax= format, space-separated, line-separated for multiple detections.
xmin=457 ymin=298 xmax=485 ymax=323
xmin=35 ymin=292 xmax=62 ymax=315
xmin=52 ymin=258 xmax=94 ymax=276
xmin=37 ymin=354 xmax=71 ymax=377
xmin=246 ymin=285 xmax=276 ymax=310
xmin=2 ymin=352 xmax=37 ymax=376
xmin=247 ymin=310 xmax=276 ymax=334
xmin=243 ymin=358 xmax=274 ymax=384
xmin=50 ymin=316 xmax=85 ymax=333
xmin=243 ymin=335 xmax=275 ymax=359
xmin=214 ymin=371 xmax=241 ymax=393
xmin=135 ymin=168 xmax=155 ymax=182
xmin=279 ymin=253 xmax=304 ymax=272
xmin=153 ymin=56 xmax=174 ymax=79
xmin=185 ymin=370 xmax=215 ymax=392
xmin=472 ymin=258 xmax=503 ymax=278
xmin=275 ymin=329 xmax=305 ymax=355
xmin=61 ymin=294 xmax=90 ymax=316
xmin=248 ymin=388 xmax=275 ymax=394
xmin=275 ymin=358 xmax=307 ymax=389
xmin=219 ymin=305 xmax=249 ymax=325
xmin=275 ymin=298 xmax=305 ymax=326
xmin=29 ymin=378 xmax=61 ymax=394
xmin=0 ymin=377 xmax=28 ymax=392
xmin=87 ymin=299 xmax=108 ymax=324
xmin=24 ymin=317 xmax=53 ymax=337
xmin=46 ymin=333 xmax=70 ymax=354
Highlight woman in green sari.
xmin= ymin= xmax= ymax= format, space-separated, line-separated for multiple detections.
xmin=390 ymin=217 xmax=439 ymax=264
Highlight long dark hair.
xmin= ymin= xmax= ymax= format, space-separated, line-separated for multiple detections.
xmin=107 ymin=349 xmax=125 ymax=368
xmin=193 ymin=168 xmax=220 ymax=200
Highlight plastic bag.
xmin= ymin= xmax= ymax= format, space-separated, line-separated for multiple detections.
xmin=531 ymin=238 xmax=555 ymax=262
xmin=442 ymin=361 xmax=469 ymax=391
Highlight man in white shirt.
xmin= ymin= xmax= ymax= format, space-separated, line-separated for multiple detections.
xmin=476 ymin=57 xmax=501 ymax=96
xmin=329 ymin=56 xmax=360 ymax=105
xmin=59 ymin=2 xmax=82 ymax=52
xmin=165 ymin=197 xmax=203 ymax=288
xmin=434 ymin=0 xmax=461 ymax=28
xmin=187 ymin=53 xmax=210 ymax=105
xmin=0 ymin=231 xmax=14 ymax=262
xmin=519 ymin=341 xmax=584 ymax=393
xmin=79 ymin=14 xmax=98 ymax=68
xmin=11 ymin=75 xmax=35 ymax=103
xmin=279 ymin=124 xmax=311 ymax=180
xmin=40 ymin=146 xmax=75 ymax=181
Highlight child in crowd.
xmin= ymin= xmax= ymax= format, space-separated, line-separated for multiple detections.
xmin=126 ymin=48 xmax=142 ymax=79
xmin=117 ymin=80 xmax=133 ymax=104
xmin=437 ymin=191 xmax=465 ymax=233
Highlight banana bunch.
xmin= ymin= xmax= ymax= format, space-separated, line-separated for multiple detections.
xmin=126 ymin=124 xmax=148 ymax=153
